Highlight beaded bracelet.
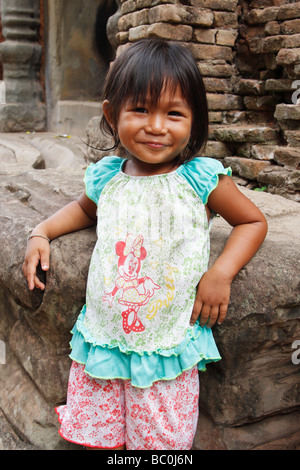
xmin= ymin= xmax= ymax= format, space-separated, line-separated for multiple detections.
xmin=28 ymin=234 xmax=50 ymax=242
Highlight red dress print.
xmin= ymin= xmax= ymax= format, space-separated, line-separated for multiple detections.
xmin=102 ymin=234 xmax=160 ymax=334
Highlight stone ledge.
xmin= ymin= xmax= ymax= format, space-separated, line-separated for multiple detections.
xmin=190 ymin=0 xmax=239 ymax=12
xmin=224 ymin=156 xmax=271 ymax=180
xmin=245 ymin=4 xmax=300 ymax=25
xmin=275 ymin=103 xmax=300 ymax=121
xmin=276 ymin=47 xmax=300 ymax=65
xmin=210 ymin=124 xmax=281 ymax=143
xmin=274 ymin=146 xmax=300 ymax=169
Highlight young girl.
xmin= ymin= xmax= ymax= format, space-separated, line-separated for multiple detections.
xmin=23 ymin=39 xmax=267 ymax=450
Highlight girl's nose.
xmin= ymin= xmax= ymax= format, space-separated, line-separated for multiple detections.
xmin=145 ymin=113 xmax=167 ymax=135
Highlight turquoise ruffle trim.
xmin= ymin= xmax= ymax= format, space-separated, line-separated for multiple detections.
xmin=69 ymin=308 xmax=221 ymax=388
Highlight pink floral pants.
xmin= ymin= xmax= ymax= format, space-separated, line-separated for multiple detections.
xmin=56 ymin=361 xmax=199 ymax=450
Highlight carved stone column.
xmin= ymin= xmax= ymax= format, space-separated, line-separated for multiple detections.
xmin=0 ymin=0 xmax=46 ymax=131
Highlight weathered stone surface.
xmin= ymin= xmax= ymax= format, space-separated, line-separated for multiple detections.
xmin=197 ymin=188 xmax=300 ymax=444
xmin=190 ymin=0 xmax=238 ymax=11
xmin=265 ymin=20 xmax=281 ymax=36
xmin=188 ymin=43 xmax=233 ymax=61
xmin=201 ymin=140 xmax=234 ymax=158
xmin=244 ymin=95 xmax=277 ymax=111
xmin=148 ymin=4 xmax=214 ymax=27
xmin=207 ymin=93 xmax=243 ymax=110
xmin=224 ymin=156 xmax=271 ymax=180
xmin=277 ymin=47 xmax=300 ymax=65
xmin=278 ymin=3 xmax=300 ymax=21
xmin=0 ymin=103 xmax=46 ymax=133
xmin=118 ymin=8 xmax=149 ymax=31
xmin=198 ymin=62 xmax=234 ymax=78
xmin=281 ymin=18 xmax=300 ymax=35
xmin=238 ymin=143 xmax=278 ymax=160
xmin=235 ymin=79 xmax=266 ymax=96
xmin=214 ymin=11 xmax=238 ymax=28
xmin=211 ymin=125 xmax=280 ymax=143
xmin=194 ymin=28 xmax=238 ymax=47
xmin=0 ymin=409 xmax=36 ymax=450
xmin=0 ymin=136 xmax=43 ymax=169
xmin=273 ymin=146 xmax=300 ymax=168
xmin=0 ymin=132 xmax=87 ymax=170
xmin=84 ymin=116 xmax=116 ymax=164
xmin=129 ymin=22 xmax=193 ymax=41
xmin=258 ymin=165 xmax=300 ymax=197
xmin=0 ymin=165 xmax=93 ymax=449
xmin=245 ymin=7 xmax=279 ymax=25
xmin=275 ymin=103 xmax=300 ymax=121
xmin=203 ymin=78 xmax=233 ymax=93
xmin=195 ymin=409 xmax=300 ymax=450
xmin=216 ymin=30 xmax=238 ymax=46
xmin=265 ymin=78 xmax=293 ymax=92
xmin=251 ymin=33 xmax=300 ymax=54
xmin=193 ymin=28 xmax=216 ymax=44
xmin=284 ymin=129 xmax=300 ymax=146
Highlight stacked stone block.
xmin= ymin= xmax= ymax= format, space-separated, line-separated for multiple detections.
xmin=113 ymin=0 xmax=300 ymax=201
xmin=237 ymin=1 xmax=300 ymax=200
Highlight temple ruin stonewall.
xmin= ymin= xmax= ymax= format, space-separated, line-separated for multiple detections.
xmin=111 ymin=0 xmax=300 ymax=203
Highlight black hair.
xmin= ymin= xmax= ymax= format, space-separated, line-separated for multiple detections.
xmin=100 ymin=38 xmax=208 ymax=162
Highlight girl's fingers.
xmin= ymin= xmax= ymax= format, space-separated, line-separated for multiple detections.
xmin=196 ymin=304 xmax=228 ymax=329
xmin=199 ymin=304 xmax=211 ymax=327
xmin=190 ymin=297 xmax=202 ymax=326
xmin=23 ymin=250 xmax=49 ymax=290
xmin=23 ymin=258 xmax=37 ymax=290
xmin=33 ymin=275 xmax=46 ymax=290
xmin=40 ymin=252 xmax=50 ymax=271
xmin=217 ymin=304 xmax=228 ymax=325
xmin=207 ymin=305 xmax=220 ymax=328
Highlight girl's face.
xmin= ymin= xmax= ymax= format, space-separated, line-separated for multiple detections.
xmin=103 ymin=85 xmax=192 ymax=174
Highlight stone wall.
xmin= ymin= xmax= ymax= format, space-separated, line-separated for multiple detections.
xmin=112 ymin=0 xmax=300 ymax=202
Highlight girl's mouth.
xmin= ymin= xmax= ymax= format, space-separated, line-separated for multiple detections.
xmin=144 ymin=141 xmax=166 ymax=149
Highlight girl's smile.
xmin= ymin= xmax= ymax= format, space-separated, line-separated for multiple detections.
xmin=103 ymin=86 xmax=193 ymax=176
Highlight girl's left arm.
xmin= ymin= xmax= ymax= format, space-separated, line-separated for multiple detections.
xmin=190 ymin=175 xmax=268 ymax=328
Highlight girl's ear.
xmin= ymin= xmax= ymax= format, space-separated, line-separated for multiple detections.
xmin=102 ymin=100 xmax=114 ymax=129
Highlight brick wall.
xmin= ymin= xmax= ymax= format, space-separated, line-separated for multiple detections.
xmin=114 ymin=0 xmax=300 ymax=202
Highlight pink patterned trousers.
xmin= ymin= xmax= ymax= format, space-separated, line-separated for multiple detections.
xmin=56 ymin=361 xmax=199 ymax=450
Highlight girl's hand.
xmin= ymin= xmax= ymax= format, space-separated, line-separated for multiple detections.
xmin=23 ymin=237 xmax=50 ymax=290
xmin=189 ymin=174 xmax=267 ymax=329
xmin=22 ymin=196 xmax=97 ymax=291
xmin=190 ymin=267 xmax=231 ymax=328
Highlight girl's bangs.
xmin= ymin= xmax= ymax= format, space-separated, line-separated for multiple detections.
xmin=122 ymin=54 xmax=185 ymax=107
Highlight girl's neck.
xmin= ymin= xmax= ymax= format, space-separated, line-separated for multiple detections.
xmin=122 ymin=156 xmax=181 ymax=177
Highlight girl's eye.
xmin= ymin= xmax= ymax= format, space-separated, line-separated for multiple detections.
xmin=133 ymin=107 xmax=148 ymax=114
xmin=168 ymin=111 xmax=183 ymax=117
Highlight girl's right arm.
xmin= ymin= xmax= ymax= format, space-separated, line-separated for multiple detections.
xmin=23 ymin=192 xmax=97 ymax=291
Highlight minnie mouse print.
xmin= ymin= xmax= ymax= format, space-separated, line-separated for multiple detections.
xmin=102 ymin=234 xmax=160 ymax=334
